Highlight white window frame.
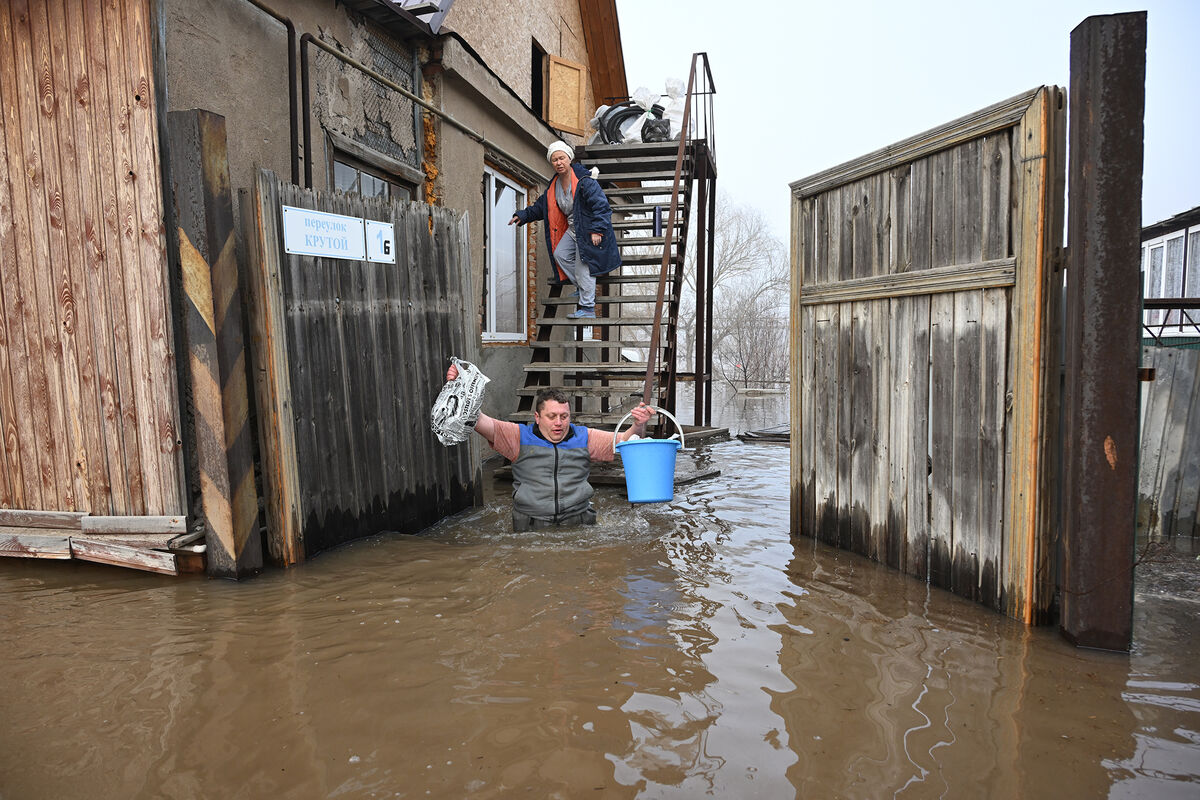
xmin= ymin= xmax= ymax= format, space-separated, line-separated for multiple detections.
xmin=482 ymin=166 xmax=529 ymax=342
xmin=1142 ymin=228 xmax=1190 ymax=335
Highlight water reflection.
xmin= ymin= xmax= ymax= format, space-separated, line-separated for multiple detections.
xmin=0 ymin=384 xmax=1197 ymax=798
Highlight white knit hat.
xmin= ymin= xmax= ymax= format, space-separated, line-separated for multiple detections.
xmin=546 ymin=140 xmax=574 ymax=162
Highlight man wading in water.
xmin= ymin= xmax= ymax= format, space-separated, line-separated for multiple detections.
xmin=444 ymin=362 xmax=655 ymax=531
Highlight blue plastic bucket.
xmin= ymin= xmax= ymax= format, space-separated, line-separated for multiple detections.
xmin=613 ymin=408 xmax=685 ymax=503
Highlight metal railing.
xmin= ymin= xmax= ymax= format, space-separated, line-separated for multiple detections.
xmin=641 ymin=52 xmax=715 ymax=406
xmin=1143 ymin=298 xmax=1200 ymax=346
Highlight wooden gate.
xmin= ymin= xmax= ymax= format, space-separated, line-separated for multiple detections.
xmin=790 ymin=87 xmax=1065 ymax=622
xmin=244 ymin=170 xmax=480 ymax=564
xmin=0 ymin=1 xmax=185 ymax=521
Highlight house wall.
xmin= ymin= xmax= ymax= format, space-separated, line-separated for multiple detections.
xmin=432 ymin=36 xmax=557 ymax=419
xmin=443 ymin=0 xmax=595 ymax=120
xmin=163 ymin=0 xmax=603 ymax=437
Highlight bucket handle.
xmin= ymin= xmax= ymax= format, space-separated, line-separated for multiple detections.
xmin=613 ymin=406 xmax=686 ymax=455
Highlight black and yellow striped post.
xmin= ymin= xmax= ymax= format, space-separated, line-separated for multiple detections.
xmin=168 ymin=110 xmax=263 ymax=578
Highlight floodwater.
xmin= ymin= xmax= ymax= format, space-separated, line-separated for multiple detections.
xmin=2 ymin=386 xmax=1199 ymax=799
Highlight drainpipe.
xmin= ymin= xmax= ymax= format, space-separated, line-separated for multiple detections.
xmin=243 ymin=0 xmax=300 ymax=185
xmin=299 ymin=32 xmax=546 ymax=190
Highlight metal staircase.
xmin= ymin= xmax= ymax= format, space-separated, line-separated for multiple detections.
xmin=512 ymin=54 xmax=717 ymax=428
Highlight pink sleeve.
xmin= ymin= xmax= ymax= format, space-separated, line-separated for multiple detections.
xmin=587 ymin=428 xmax=616 ymax=462
xmin=489 ymin=419 xmax=521 ymax=462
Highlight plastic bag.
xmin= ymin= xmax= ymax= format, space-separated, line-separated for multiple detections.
xmin=430 ymin=357 xmax=490 ymax=446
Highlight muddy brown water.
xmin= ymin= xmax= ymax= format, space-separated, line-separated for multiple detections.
xmin=2 ymin=388 xmax=1198 ymax=799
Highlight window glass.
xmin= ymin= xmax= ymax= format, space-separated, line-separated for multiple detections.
xmin=333 ymin=152 xmax=411 ymax=201
xmin=1163 ymin=235 xmax=1185 ymax=327
xmin=483 ymin=167 xmax=528 ymax=341
xmin=334 ymin=160 xmax=360 ymax=195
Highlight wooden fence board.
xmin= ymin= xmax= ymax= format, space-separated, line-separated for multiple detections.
xmin=951 ymin=290 xmax=983 ymax=602
xmin=62 ymin=0 xmax=119 ymax=515
xmin=905 ymin=294 xmax=931 ymax=579
xmin=849 ymin=301 xmax=873 ymax=556
xmin=929 ymin=292 xmax=955 ymax=588
xmin=89 ymin=0 xmax=143 ymax=515
xmin=979 ymin=288 xmax=1008 ymax=608
xmin=870 ymin=300 xmax=891 ymax=563
xmin=836 ymin=300 xmax=854 ymax=550
xmin=981 ymin=132 xmax=1011 ymax=260
xmin=813 ymin=310 xmax=839 ymax=545
xmin=799 ymin=304 xmax=816 ymax=537
xmin=887 ymin=297 xmax=911 ymax=571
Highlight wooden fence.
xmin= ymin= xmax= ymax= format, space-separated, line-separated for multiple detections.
xmin=1139 ymin=345 xmax=1200 ymax=540
xmin=790 ymin=87 xmax=1066 ymax=622
xmin=243 ymin=170 xmax=480 ymax=564
xmin=0 ymin=0 xmax=185 ymax=518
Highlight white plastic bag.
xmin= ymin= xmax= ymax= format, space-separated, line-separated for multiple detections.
xmin=430 ymin=357 xmax=490 ymax=446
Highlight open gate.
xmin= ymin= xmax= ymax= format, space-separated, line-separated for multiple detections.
xmin=790 ymin=87 xmax=1066 ymax=622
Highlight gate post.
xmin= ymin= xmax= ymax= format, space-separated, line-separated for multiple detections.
xmin=167 ymin=110 xmax=264 ymax=578
xmin=1061 ymin=12 xmax=1146 ymax=650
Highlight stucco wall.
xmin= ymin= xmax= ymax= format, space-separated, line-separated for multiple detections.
xmin=442 ymin=0 xmax=594 ymax=122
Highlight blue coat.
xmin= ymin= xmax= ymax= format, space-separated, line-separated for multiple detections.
xmin=515 ymin=162 xmax=621 ymax=281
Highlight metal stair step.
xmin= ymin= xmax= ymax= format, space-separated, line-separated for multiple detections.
xmin=536 ymin=316 xmax=657 ymax=326
xmin=597 ymin=273 xmax=674 ymax=285
xmin=506 ymin=411 xmax=652 ymax=425
xmin=516 ymin=385 xmax=653 ymax=398
xmin=578 ymin=141 xmax=690 ymax=159
xmin=541 ymin=293 xmax=667 ymax=306
xmin=617 ymin=236 xmax=673 ymax=248
xmin=598 ymin=170 xmax=690 ymax=183
xmin=590 ymin=155 xmax=691 ymax=173
xmin=524 ymin=361 xmax=650 ymax=372
xmin=604 ymin=186 xmax=683 ymax=199
xmin=612 ymin=218 xmax=683 ymax=231
xmin=620 ymin=252 xmax=684 ymax=266
xmin=528 ymin=339 xmax=653 ymax=349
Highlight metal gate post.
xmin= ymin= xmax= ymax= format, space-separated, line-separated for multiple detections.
xmin=1061 ymin=12 xmax=1146 ymax=650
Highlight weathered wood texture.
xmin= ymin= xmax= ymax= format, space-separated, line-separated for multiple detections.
xmin=0 ymin=0 xmax=184 ymax=517
xmin=245 ymin=170 xmax=480 ymax=565
xmin=791 ymin=88 xmax=1065 ymax=621
xmin=1138 ymin=346 xmax=1200 ymax=540
xmin=166 ymin=109 xmax=263 ymax=578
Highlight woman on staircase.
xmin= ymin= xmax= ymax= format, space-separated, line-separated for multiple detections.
xmin=509 ymin=140 xmax=621 ymax=319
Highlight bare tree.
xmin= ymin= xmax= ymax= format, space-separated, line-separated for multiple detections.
xmin=677 ymin=194 xmax=789 ymax=379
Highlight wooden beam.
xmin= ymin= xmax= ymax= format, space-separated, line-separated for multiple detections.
xmin=167 ymin=109 xmax=263 ymax=578
xmin=80 ymin=515 xmax=187 ymax=535
xmin=242 ymin=174 xmax=305 ymax=565
xmin=800 ymin=258 xmax=1016 ymax=305
xmin=0 ymin=510 xmax=87 ymax=529
xmin=70 ymin=538 xmax=179 ymax=575
xmin=0 ymin=532 xmax=72 ymax=559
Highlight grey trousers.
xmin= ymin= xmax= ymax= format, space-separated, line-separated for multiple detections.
xmin=553 ymin=231 xmax=597 ymax=308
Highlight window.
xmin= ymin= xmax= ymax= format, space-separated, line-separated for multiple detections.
xmin=332 ymin=150 xmax=414 ymax=202
xmin=1142 ymin=229 xmax=1190 ymax=334
xmin=482 ymin=166 xmax=528 ymax=341
xmin=531 ymin=40 xmax=547 ymax=119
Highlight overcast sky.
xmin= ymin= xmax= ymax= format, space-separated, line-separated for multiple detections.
xmin=614 ymin=0 xmax=1199 ymax=241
